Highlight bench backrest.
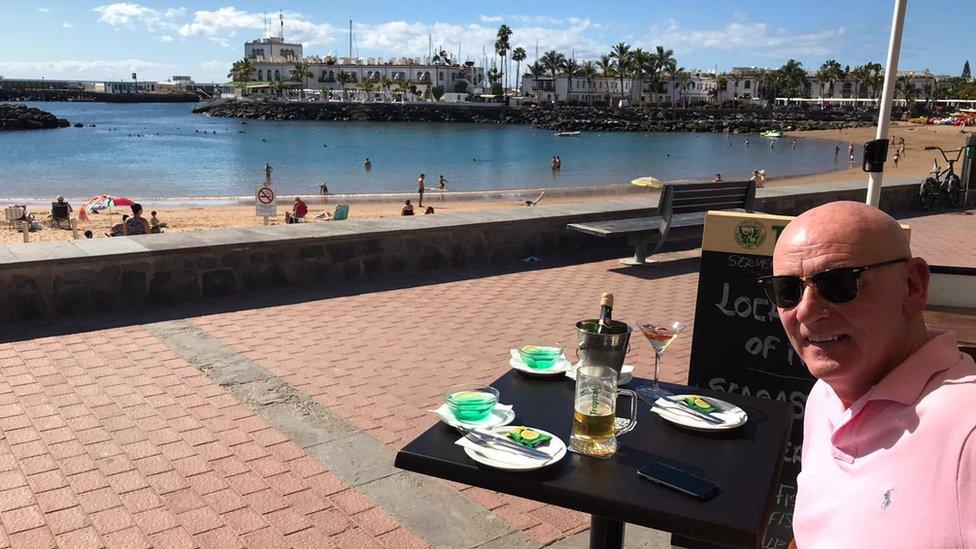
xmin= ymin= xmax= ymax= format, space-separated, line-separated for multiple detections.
xmin=658 ymin=180 xmax=756 ymax=220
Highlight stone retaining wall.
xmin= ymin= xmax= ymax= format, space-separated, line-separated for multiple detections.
xmin=0 ymin=180 xmax=928 ymax=325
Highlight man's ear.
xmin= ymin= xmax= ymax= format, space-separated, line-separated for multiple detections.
xmin=903 ymin=257 xmax=929 ymax=316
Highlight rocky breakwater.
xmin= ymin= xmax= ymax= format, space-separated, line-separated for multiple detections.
xmin=0 ymin=103 xmax=70 ymax=131
xmin=194 ymin=100 xmax=875 ymax=133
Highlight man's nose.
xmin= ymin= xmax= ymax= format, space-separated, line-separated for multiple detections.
xmin=792 ymin=282 xmax=830 ymax=323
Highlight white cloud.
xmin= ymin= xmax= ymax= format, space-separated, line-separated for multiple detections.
xmin=93 ymin=2 xmax=182 ymax=32
xmin=61 ymin=22 xmax=73 ymax=29
xmin=178 ymin=7 xmax=336 ymax=48
xmin=0 ymin=59 xmax=170 ymax=78
xmin=36 ymin=7 xmax=50 ymax=13
xmin=642 ymin=19 xmax=844 ymax=61
xmin=156 ymin=35 xmax=174 ymax=42
xmin=479 ymin=15 xmax=564 ymax=25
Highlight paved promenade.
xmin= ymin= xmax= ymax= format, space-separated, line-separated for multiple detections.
xmin=0 ymin=211 xmax=972 ymax=548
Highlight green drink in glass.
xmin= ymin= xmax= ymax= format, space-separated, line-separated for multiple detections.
xmin=445 ymin=386 xmax=499 ymax=422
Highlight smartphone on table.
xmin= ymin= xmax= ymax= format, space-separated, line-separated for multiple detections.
xmin=637 ymin=462 xmax=720 ymax=501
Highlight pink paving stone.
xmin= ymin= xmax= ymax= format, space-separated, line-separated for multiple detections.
xmin=149 ymin=526 xmax=197 ymax=549
xmin=101 ymin=526 xmax=152 ymax=549
xmin=241 ymin=489 xmax=289 ymax=515
xmin=194 ymin=526 xmax=245 ymax=549
xmin=34 ymin=486 xmax=77 ymax=514
xmin=0 ymin=486 xmax=34 ymax=513
xmin=264 ymin=472 xmax=306 ymax=497
xmin=89 ymin=506 xmax=135 ymax=535
xmin=286 ymin=525 xmax=336 ymax=548
xmin=7 ymin=525 xmax=56 ymax=548
xmin=44 ymin=505 xmax=89 ymax=535
xmin=1 ymin=504 xmax=45 ymax=534
xmin=240 ymin=526 xmax=290 ymax=548
xmin=55 ymin=526 xmax=103 ymax=549
xmin=200 ymin=489 xmax=248 ymax=515
xmin=330 ymin=489 xmax=374 ymax=516
xmin=283 ymin=490 xmax=331 ymax=517
xmin=377 ymin=526 xmax=431 ymax=549
xmin=308 ymin=508 xmax=353 ymax=536
xmin=490 ymin=505 xmax=543 ymax=531
xmin=161 ymin=488 xmax=207 ymax=515
xmin=525 ymin=521 xmax=566 ymax=545
xmin=331 ymin=526 xmax=384 ymax=549
xmin=134 ymin=507 xmax=180 ymax=536
xmin=352 ymin=507 xmax=400 ymax=537
xmin=178 ymin=506 xmax=224 ymax=536
xmin=221 ymin=507 xmax=269 ymax=536
xmin=119 ymin=487 xmax=164 ymax=515
xmin=185 ymin=471 xmax=227 ymax=495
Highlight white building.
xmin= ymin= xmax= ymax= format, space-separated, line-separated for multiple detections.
xmin=240 ymin=33 xmax=485 ymax=98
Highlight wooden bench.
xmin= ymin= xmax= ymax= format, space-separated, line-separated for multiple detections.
xmin=568 ymin=180 xmax=757 ymax=265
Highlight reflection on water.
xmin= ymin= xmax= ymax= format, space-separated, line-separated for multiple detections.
xmin=0 ymin=102 xmax=844 ymax=199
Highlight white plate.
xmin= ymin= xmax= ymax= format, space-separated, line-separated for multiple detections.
xmin=565 ymin=363 xmax=634 ymax=385
xmin=509 ymin=349 xmax=571 ymax=377
xmin=432 ymin=403 xmax=516 ymax=429
xmin=651 ymin=395 xmax=748 ymax=432
xmin=459 ymin=426 xmax=567 ymax=471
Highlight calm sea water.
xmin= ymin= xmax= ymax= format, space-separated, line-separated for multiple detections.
xmin=0 ymin=102 xmax=845 ymax=200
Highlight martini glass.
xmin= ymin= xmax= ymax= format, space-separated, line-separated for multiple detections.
xmin=635 ymin=320 xmax=686 ymax=402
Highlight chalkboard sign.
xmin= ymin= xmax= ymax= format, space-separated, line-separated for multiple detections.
xmin=687 ymin=211 xmax=815 ymax=548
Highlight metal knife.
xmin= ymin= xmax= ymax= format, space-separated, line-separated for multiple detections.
xmin=460 ymin=428 xmax=551 ymax=459
xmin=664 ymin=396 xmax=726 ymax=424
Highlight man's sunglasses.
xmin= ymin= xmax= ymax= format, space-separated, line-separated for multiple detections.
xmin=756 ymin=258 xmax=909 ymax=309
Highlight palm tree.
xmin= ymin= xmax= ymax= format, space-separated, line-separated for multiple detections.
xmin=358 ymin=78 xmax=374 ymax=101
xmin=379 ymin=75 xmax=392 ymax=101
xmin=778 ymin=59 xmax=806 ymax=101
xmin=715 ymin=76 xmax=728 ymax=104
xmin=731 ymin=73 xmax=741 ymax=103
xmin=818 ymin=59 xmax=844 ymax=99
xmin=335 ymin=72 xmax=351 ymax=101
xmin=541 ymin=50 xmax=566 ymax=104
xmin=527 ymin=60 xmax=546 ymax=100
xmin=654 ymin=46 xmax=676 ymax=103
xmin=896 ymin=75 xmax=917 ymax=106
xmin=394 ymin=78 xmax=411 ymax=102
xmin=228 ymin=58 xmax=255 ymax=97
xmin=676 ymin=69 xmax=691 ymax=107
xmin=865 ymin=62 xmax=883 ymax=101
xmin=495 ymin=25 xmax=513 ymax=93
xmin=596 ymin=54 xmax=616 ymax=106
xmin=290 ymin=59 xmax=313 ymax=99
xmin=580 ymin=61 xmax=598 ymax=104
xmin=487 ymin=67 xmax=502 ymax=96
xmin=511 ymin=47 xmax=527 ymax=95
xmin=610 ymin=42 xmax=632 ymax=106
xmin=564 ymin=58 xmax=580 ymax=102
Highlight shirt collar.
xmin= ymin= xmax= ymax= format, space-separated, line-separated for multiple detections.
xmin=863 ymin=329 xmax=960 ymax=406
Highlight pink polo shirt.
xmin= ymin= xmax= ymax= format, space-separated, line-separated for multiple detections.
xmin=794 ymin=330 xmax=976 ymax=548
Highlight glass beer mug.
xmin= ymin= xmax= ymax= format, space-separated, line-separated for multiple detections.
xmin=570 ymin=365 xmax=638 ymax=458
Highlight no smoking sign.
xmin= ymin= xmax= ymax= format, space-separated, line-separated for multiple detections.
xmin=255 ymin=185 xmax=277 ymax=217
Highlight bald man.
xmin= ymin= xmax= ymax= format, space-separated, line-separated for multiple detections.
xmin=758 ymin=202 xmax=976 ymax=547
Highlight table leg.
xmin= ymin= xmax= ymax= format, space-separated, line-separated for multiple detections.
xmin=589 ymin=515 xmax=625 ymax=549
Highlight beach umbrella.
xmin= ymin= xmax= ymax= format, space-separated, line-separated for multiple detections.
xmin=630 ymin=176 xmax=663 ymax=188
xmin=77 ymin=195 xmax=136 ymax=222
xmin=865 ymin=0 xmax=908 ymax=207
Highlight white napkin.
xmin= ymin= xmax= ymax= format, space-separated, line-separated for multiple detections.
xmin=454 ymin=432 xmax=557 ymax=466
xmin=431 ymin=403 xmax=513 ymax=427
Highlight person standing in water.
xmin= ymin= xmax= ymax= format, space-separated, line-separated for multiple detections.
xmin=264 ymin=162 xmax=273 ymax=184
xmin=417 ymin=173 xmax=426 ymax=207
xmin=363 ymin=158 xmax=372 ymax=171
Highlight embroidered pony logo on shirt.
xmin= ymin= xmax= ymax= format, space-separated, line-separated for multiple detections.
xmin=882 ymin=488 xmax=894 ymax=510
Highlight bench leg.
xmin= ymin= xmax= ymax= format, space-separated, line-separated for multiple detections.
xmin=619 ymin=238 xmax=657 ymax=266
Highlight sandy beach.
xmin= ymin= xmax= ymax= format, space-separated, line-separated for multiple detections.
xmin=3 ymin=122 xmax=972 ymax=246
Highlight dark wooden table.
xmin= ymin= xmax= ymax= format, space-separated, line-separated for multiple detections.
xmin=395 ymin=371 xmax=793 ymax=548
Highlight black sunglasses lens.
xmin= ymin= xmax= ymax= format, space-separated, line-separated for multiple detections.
xmin=763 ymin=278 xmax=803 ymax=308
xmin=813 ymin=269 xmax=860 ymax=303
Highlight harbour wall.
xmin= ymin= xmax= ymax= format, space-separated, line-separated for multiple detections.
xmin=0 ymin=180 xmax=932 ymax=325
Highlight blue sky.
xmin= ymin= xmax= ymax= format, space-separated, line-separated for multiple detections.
xmin=1 ymin=1 xmax=974 ymax=83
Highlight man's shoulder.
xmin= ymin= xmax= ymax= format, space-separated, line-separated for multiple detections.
xmin=920 ymin=353 xmax=976 ymax=420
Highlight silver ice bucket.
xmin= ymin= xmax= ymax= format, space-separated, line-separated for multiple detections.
xmin=575 ymin=320 xmax=632 ymax=374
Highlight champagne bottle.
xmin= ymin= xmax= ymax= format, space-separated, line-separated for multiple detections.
xmin=597 ymin=293 xmax=614 ymax=334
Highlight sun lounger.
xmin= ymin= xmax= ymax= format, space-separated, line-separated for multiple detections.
xmin=314 ymin=204 xmax=349 ymax=221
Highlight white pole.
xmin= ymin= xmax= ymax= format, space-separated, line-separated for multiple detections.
xmin=866 ymin=0 xmax=908 ymax=207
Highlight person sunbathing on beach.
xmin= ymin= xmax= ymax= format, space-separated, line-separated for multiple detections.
xmin=107 ymin=215 xmax=129 ymax=237
xmin=401 ymin=200 xmax=415 ymax=216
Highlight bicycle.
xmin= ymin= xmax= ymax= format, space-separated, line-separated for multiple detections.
xmin=920 ymin=146 xmax=963 ymax=210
